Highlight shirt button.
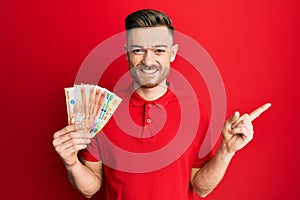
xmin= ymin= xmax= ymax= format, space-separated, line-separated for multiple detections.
xmin=146 ymin=118 xmax=151 ymax=123
xmin=148 ymin=104 xmax=152 ymax=108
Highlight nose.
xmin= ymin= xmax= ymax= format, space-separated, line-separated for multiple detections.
xmin=142 ymin=50 xmax=156 ymax=66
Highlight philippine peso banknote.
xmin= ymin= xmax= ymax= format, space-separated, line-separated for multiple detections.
xmin=64 ymin=84 xmax=122 ymax=137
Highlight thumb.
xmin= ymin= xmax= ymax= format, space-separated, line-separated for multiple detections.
xmin=228 ymin=111 xmax=240 ymax=125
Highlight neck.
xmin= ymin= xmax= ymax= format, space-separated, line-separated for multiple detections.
xmin=133 ymin=81 xmax=168 ymax=101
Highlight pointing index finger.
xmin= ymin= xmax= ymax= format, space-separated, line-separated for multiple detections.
xmin=249 ymin=103 xmax=272 ymax=121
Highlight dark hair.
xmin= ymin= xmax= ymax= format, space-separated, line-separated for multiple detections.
xmin=125 ymin=9 xmax=174 ymax=35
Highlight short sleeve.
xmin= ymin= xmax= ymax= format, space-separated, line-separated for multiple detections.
xmin=192 ymin=101 xmax=217 ymax=168
xmin=192 ymin=149 xmax=215 ymax=168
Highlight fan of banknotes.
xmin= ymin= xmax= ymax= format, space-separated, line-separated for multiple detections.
xmin=64 ymin=84 xmax=122 ymax=137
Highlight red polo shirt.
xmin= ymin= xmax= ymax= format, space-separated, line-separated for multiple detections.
xmin=80 ymin=84 xmax=214 ymax=200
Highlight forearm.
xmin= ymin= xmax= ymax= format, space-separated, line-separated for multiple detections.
xmin=66 ymin=159 xmax=102 ymax=198
xmin=192 ymin=141 xmax=235 ymax=197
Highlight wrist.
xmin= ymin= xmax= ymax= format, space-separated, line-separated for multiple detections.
xmin=219 ymin=141 xmax=235 ymax=160
xmin=65 ymin=158 xmax=81 ymax=171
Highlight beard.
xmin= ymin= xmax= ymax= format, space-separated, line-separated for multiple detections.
xmin=129 ymin=64 xmax=170 ymax=89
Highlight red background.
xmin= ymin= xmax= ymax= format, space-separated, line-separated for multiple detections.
xmin=1 ymin=0 xmax=299 ymax=199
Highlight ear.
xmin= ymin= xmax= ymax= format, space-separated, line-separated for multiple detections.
xmin=124 ymin=44 xmax=129 ymax=61
xmin=170 ymin=44 xmax=178 ymax=62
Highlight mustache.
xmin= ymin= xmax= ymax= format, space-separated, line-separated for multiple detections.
xmin=135 ymin=64 xmax=162 ymax=70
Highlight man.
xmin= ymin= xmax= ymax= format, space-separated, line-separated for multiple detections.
xmin=53 ymin=9 xmax=271 ymax=199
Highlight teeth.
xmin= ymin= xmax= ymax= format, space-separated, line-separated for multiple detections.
xmin=141 ymin=69 xmax=157 ymax=74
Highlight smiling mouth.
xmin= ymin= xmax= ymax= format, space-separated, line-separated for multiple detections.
xmin=140 ymin=68 xmax=159 ymax=74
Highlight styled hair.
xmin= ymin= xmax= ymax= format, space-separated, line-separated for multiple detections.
xmin=125 ymin=9 xmax=174 ymax=35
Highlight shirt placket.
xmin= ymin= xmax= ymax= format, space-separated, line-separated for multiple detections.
xmin=142 ymin=102 xmax=154 ymax=138
xmin=144 ymin=102 xmax=153 ymax=126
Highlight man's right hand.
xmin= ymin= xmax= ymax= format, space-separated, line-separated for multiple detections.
xmin=52 ymin=125 xmax=91 ymax=167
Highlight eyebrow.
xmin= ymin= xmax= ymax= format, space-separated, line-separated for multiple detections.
xmin=129 ymin=44 xmax=169 ymax=48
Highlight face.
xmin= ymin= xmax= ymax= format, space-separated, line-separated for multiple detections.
xmin=125 ymin=26 xmax=178 ymax=88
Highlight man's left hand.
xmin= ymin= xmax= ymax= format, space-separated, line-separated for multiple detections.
xmin=222 ymin=103 xmax=271 ymax=153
